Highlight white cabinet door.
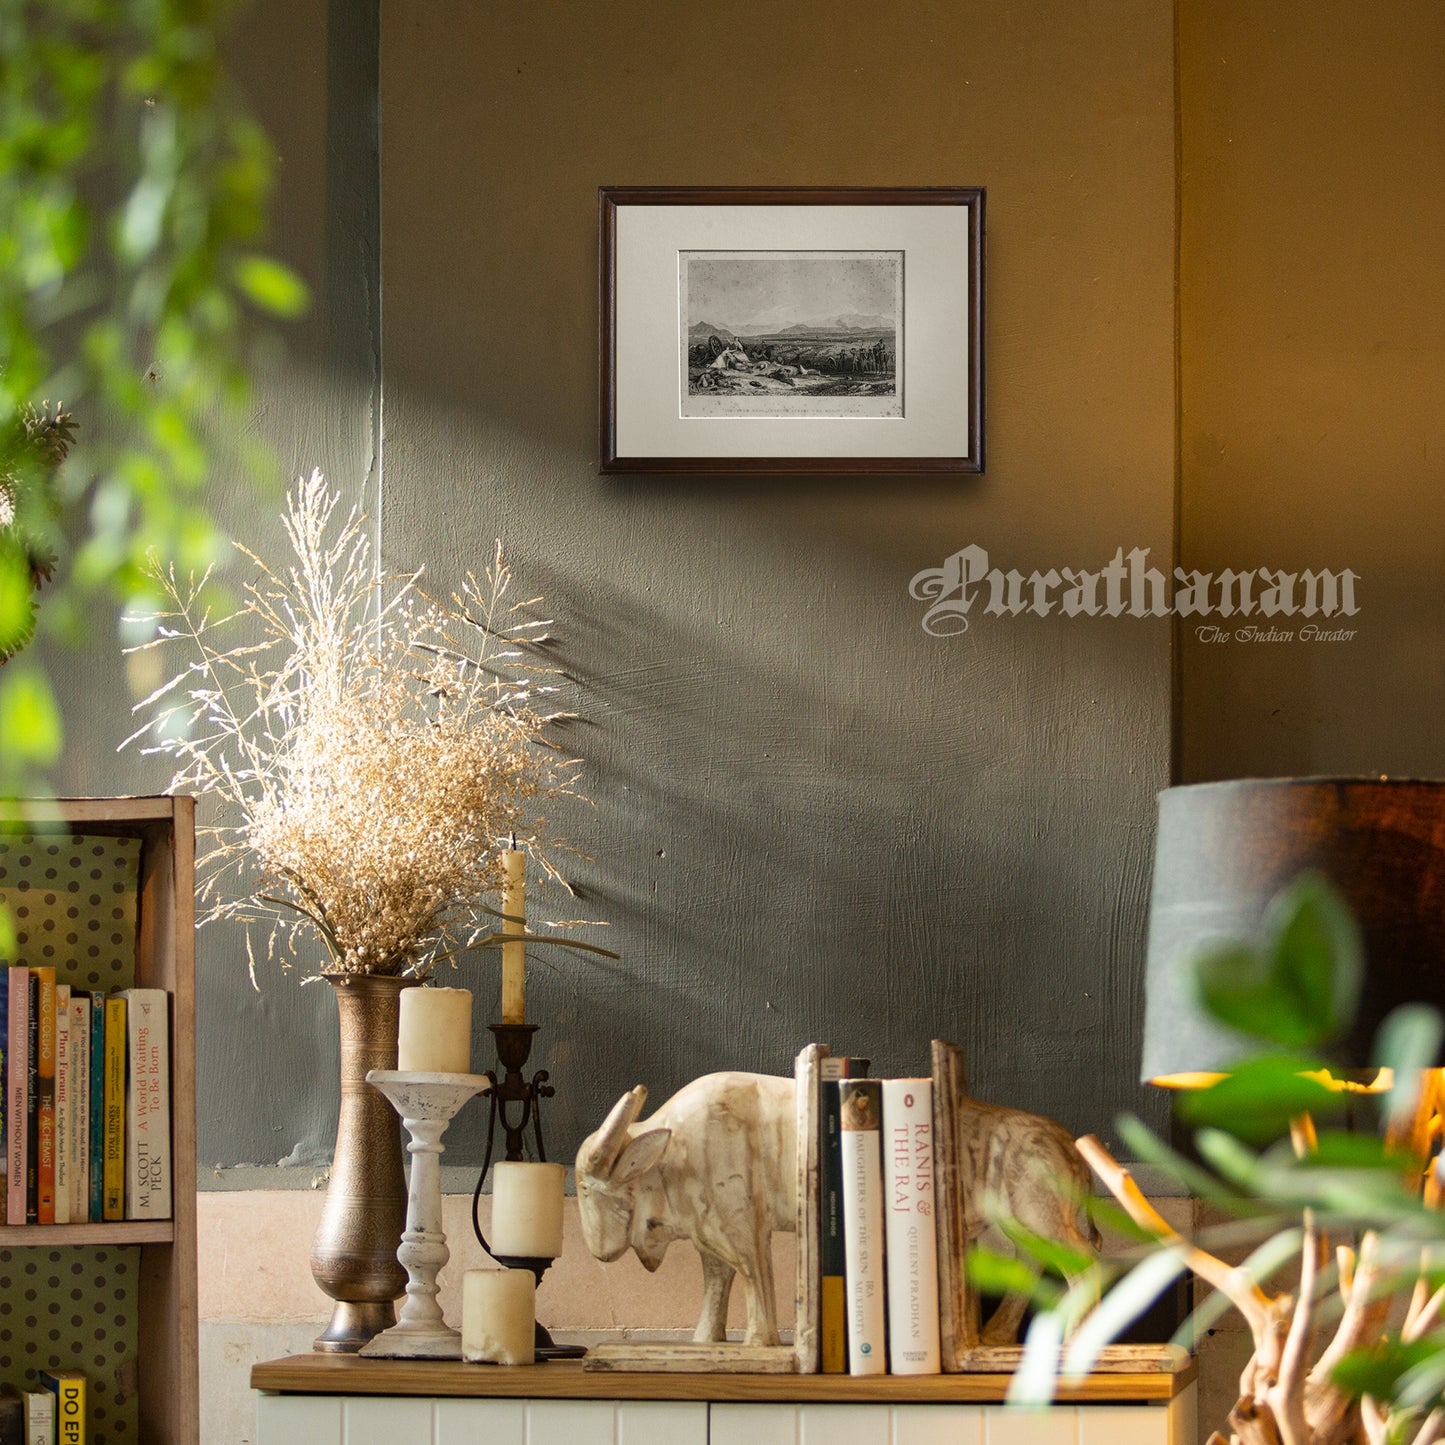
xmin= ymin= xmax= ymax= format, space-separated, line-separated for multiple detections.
xmin=893 ymin=1404 xmax=986 ymax=1444
xmin=342 ymin=1397 xmax=433 ymax=1445
xmin=1077 ymin=1406 xmax=1171 ymax=1445
xmin=710 ymin=1404 xmax=797 ymax=1445
xmin=798 ymin=1403 xmax=892 ymax=1445
xmin=435 ymin=1397 xmax=526 ymax=1445
xmin=527 ymin=1399 xmax=619 ymax=1445
xmin=254 ymin=1394 xmax=343 ymax=1445
xmin=617 ymin=1401 xmax=708 ymax=1445
xmin=983 ymin=1408 xmax=1078 ymax=1445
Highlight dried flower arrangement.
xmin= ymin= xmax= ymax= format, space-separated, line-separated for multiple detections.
xmin=125 ymin=469 xmax=610 ymax=981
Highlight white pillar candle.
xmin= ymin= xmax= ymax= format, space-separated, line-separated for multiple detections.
xmin=462 ymin=1268 xmax=535 ymax=1366
xmin=489 ymin=1160 xmax=565 ymax=1259
xmin=501 ymin=849 xmax=526 ymax=1024
xmin=397 ymin=987 xmax=473 ymax=1073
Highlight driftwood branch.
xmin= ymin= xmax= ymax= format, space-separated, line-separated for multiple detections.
xmin=1076 ymin=1134 xmax=1284 ymax=1347
xmin=1077 ymin=1094 xmax=1445 ymax=1445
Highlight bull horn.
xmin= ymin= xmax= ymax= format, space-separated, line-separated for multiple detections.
xmin=592 ymin=1085 xmax=647 ymax=1176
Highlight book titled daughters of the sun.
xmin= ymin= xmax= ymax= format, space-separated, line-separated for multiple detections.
xmin=121 ymin=989 xmax=171 ymax=1219
xmin=839 ymin=1078 xmax=886 ymax=1375
xmin=881 ymin=1078 xmax=941 ymax=1374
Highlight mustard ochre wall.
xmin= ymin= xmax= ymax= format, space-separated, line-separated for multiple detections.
xmin=1178 ymin=0 xmax=1445 ymax=780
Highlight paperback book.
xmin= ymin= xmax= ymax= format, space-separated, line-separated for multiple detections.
xmin=881 ymin=1078 xmax=940 ymax=1374
xmin=839 ymin=1078 xmax=886 ymax=1375
xmin=123 ymin=988 xmax=171 ymax=1219
xmin=819 ymin=1055 xmax=869 ymax=1373
xmin=5 ymin=966 xmax=25 ymax=1224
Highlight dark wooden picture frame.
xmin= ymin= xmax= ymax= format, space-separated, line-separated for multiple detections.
xmin=595 ymin=183 xmax=982 ymax=476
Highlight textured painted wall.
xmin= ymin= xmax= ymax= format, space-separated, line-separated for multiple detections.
xmin=44 ymin=0 xmax=383 ymax=1169
xmin=378 ymin=0 xmax=1177 ymax=1169
xmin=1178 ymin=1 xmax=1445 ymax=780
xmin=45 ymin=0 xmax=1176 ymax=1173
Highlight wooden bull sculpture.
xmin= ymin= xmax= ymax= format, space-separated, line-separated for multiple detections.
xmin=575 ymin=1073 xmax=796 ymax=1347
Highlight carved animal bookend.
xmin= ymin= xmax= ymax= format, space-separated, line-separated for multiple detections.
xmin=575 ymin=1072 xmax=797 ymax=1348
xmin=961 ymin=1097 xmax=1101 ymax=1344
xmin=932 ymin=1038 xmax=1100 ymax=1353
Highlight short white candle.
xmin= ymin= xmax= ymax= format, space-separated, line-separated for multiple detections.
xmin=490 ymin=1160 xmax=565 ymax=1259
xmin=462 ymin=1268 xmax=535 ymax=1365
xmin=397 ymin=987 xmax=473 ymax=1073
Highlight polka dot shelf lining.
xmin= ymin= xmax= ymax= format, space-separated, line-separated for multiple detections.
xmin=0 ymin=834 xmax=144 ymax=1440
xmin=0 ymin=834 xmax=141 ymax=991
xmin=0 ymin=1246 xmax=139 ymax=1443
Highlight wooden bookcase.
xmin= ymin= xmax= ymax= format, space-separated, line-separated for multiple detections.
xmin=0 ymin=797 xmax=197 ymax=1445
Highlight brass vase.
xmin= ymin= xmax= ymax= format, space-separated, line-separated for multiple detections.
xmin=311 ymin=973 xmax=415 ymax=1352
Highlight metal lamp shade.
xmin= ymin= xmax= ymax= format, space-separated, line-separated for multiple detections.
xmin=1140 ymin=777 xmax=1445 ymax=1084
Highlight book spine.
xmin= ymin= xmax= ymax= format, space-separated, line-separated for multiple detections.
xmin=34 ymin=967 xmax=55 ymax=1223
xmin=88 ymin=1002 xmax=104 ymax=1222
xmin=124 ymin=990 xmax=171 ymax=1220
xmin=0 ymin=971 xmax=7 ymax=1209
xmin=25 ymin=972 xmax=38 ymax=1222
xmin=102 ymin=996 xmax=126 ymax=1221
xmin=22 ymin=1392 xmax=50 ymax=1445
xmin=3 ymin=967 xmax=21 ymax=1225
xmin=53 ymin=984 xmax=70 ymax=1225
xmin=839 ymin=1078 xmax=886 ymax=1375
xmin=882 ymin=1079 xmax=941 ymax=1375
xmin=820 ymin=1056 xmax=870 ymax=1374
xmin=41 ymin=1372 xmax=84 ymax=1445
xmin=70 ymin=996 xmax=89 ymax=1223
xmin=0 ymin=1384 xmax=24 ymax=1445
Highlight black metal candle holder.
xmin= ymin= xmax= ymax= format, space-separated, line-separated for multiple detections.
xmin=470 ymin=1022 xmax=586 ymax=1361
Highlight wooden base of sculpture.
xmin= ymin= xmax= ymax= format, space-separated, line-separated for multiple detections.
xmin=583 ymin=1343 xmax=799 ymax=1374
xmin=955 ymin=1343 xmax=1189 ymax=1374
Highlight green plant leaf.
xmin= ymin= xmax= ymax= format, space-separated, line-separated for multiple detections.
xmin=1115 ymin=1113 xmax=1255 ymax=1211
xmin=0 ymin=666 xmax=62 ymax=769
xmin=1007 ymin=1311 xmax=1067 ymax=1409
xmin=1193 ymin=1128 xmax=1266 ymax=1190
xmin=1195 ymin=875 xmax=1362 ymax=1048
xmin=1177 ymin=1055 xmax=1345 ymax=1144
xmin=1375 ymin=1004 xmax=1444 ymax=1128
xmin=1062 ymin=1248 xmax=1189 ymax=1379
xmin=1332 ymin=1339 xmax=1438 ymax=1403
xmin=1391 ymin=1338 xmax=1445 ymax=1414
xmin=1276 ymin=1130 xmax=1412 ymax=1172
xmin=966 ymin=1248 xmax=1041 ymax=1299
xmin=233 ymin=254 xmax=310 ymax=318
xmin=996 ymin=1218 xmax=1096 ymax=1280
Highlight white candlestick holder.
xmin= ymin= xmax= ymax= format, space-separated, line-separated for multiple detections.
xmin=357 ymin=1069 xmax=491 ymax=1359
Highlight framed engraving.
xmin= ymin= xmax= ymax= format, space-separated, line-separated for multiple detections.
xmin=599 ymin=187 xmax=984 ymax=475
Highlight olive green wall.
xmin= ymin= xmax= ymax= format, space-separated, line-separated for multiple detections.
xmin=1178 ymin=1 xmax=1445 ymax=780
xmin=379 ymin=0 xmax=1177 ymax=1163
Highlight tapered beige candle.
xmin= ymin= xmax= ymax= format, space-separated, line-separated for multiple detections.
xmin=490 ymin=1161 xmax=565 ymax=1259
xmin=462 ymin=1268 xmax=535 ymax=1365
xmin=397 ymin=987 xmax=473 ymax=1073
xmin=501 ymin=847 xmax=526 ymax=1024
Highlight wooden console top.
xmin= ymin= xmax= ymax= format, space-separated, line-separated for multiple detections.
xmin=250 ymin=1353 xmax=1195 ymax=1404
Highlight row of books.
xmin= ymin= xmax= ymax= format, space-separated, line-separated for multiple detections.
xmin=0 ymin=969 xmax=172 ymax=1224
xmin=817 ymin=1059 xmax=943 ymax=1376
xmin=0 ymin=1370 xmax=85 ymax=1445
